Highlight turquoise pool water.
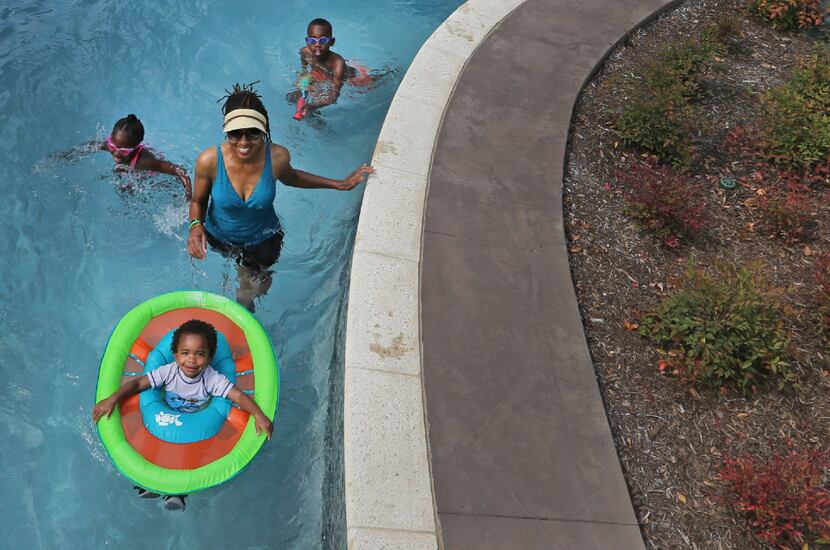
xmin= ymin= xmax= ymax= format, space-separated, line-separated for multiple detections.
xmin=0 ymin=1 xmax=459 ymax=547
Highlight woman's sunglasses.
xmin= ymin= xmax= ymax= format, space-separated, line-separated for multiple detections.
xmin=227 ymin=129 xmax=264 ymax=141
xmin=105 ymin=136 xmax=141 ymax=156
xmin=305 ymin=36 xmax=333 ymax=45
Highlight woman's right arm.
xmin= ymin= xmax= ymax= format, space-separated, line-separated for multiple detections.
xmin=187 ymin=148 xmax=216 ymax=260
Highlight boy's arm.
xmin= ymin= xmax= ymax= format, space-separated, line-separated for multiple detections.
xmin=92 ymin=375 xmax=151 ymax=422
xmin=142 ymin=156 xmax=192 ymax=200
xmin=227 ymin=387 xmax=273 ymax=439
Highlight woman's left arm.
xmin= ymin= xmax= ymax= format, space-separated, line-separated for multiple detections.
xmin=274 ymin=145 xmax=373 ymax=191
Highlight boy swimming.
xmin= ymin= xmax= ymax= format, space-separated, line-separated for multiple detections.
xmin=92 ymin=319 xmax=273 ymax=510
xmin=289 ymin=18 xmax=384 ymax=118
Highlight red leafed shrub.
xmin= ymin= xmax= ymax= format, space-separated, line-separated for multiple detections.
xmin=751 ymin=0 xmax=829 ymax=30
xmin=720 ymin=446 xmax=830 ymax=546
xmin=615 ymin=157 xmax=708 ymax=245
xmin=754 ymin=180 xmax=820 ymax=241
xmin=815 ymin=252 xmax=830 ymax=330
xmin=816 ymin=252 xmax=830 ymax=302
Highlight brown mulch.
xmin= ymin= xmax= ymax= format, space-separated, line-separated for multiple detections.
xmin=564 ymin=1 xmax=830 ymax=548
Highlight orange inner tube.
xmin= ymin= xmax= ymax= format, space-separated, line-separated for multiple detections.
xmin=119 ymin=308 xmax=256 ymax=470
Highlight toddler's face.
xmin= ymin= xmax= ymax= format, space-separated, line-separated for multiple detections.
xmin=174 ymin=333 xmax=211 ymax=378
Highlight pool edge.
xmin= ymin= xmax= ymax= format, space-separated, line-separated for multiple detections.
xmin=343 ymin=1 xmax=527 ymax=547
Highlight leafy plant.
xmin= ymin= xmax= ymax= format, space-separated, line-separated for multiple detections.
xmin=616 ymin=157 xmax=708 ymax=244
xmin=640 ymin=260 xmax=793 ymax=393
xmin=750 ymin=0 xmax=829 ymax=30
xmin=720 ymin=445 xmax=830 ymax=546
xmin=615 ymin=37 xmax=723 ymax=165
xmin=815 ymin=252 xmax=830 ymax=332
xmin=761 ymin=55 xmax=830 ymax=171
xmin=754 ymin=180 xmax=820 ymax=241
xmin=709 ymin=14 xmax=745 ymax=53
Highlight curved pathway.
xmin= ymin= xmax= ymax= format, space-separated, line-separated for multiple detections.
xmin=345 ymin=0 xmax=680 ymax=548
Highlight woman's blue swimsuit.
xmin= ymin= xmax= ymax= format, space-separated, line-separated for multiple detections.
xmin=204 ymin=143 xmax=283 ymax=269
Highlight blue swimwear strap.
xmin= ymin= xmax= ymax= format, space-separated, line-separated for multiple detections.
xmin=128 ymin=353 xmax=146 ymax=366
xmin=122 ymin=371 xmax=144 ymax=377
xmin=236 ymin=369 xmax=254 ymax=376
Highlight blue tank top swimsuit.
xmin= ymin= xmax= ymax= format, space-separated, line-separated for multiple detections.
xmin=204 ymin=142 xmax=280 ymax=246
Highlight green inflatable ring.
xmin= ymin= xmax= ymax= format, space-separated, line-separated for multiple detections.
xmin=95 ymin=291 xmax=279 ymax=494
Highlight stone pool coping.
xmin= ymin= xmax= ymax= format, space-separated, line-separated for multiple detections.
xmin=343 ymin=1 xmax=527 ymax=547
xmin=343 ymin=0 xmax=683 ymax=547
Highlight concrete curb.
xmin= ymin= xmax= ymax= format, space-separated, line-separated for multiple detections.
xmin=344 ymin=1 xmax=526 ymax=548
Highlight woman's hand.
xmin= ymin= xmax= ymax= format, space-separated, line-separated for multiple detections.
xmin=187 ymin=224 xmax=208 ymax=260
xmin=92 ymin=397 xmax=117 ymax=423
xmin=254 ymin=413 xmax=274 ymax=440
xmin=336 ymin=164 xmax=374 ymax=190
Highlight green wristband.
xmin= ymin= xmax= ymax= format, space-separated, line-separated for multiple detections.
xmin=189 ymin=219 xmax=202 ymax=229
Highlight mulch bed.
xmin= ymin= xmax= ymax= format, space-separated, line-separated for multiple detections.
xmin=564 ymin=1 xmax=830 ymax=548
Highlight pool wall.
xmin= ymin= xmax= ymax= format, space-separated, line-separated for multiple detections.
xmin=343 ymin=1 xmax=526 ymax=547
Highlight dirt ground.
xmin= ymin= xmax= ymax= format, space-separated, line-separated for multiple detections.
xmin=564 ymin=1 xmax=830 ymax=548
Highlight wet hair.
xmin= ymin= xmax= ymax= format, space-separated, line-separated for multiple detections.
xmin=217 ymin=82 xmax=271 ymax=140
xmin=307 ymin=18 xmax=333 ymax=35
xmin=171 ymin=319 xmax=218 ymax=360
xmin=111 ymin=114 xmax=144 ymax=145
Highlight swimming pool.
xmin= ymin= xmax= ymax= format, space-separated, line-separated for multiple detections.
xmin=0 ymin=0 xmax=460 ymax=547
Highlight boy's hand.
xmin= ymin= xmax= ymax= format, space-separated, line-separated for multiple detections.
xmin=254 ymin=414 xmax=274 ymax=440
xmin=337 ymin=164 xmax=374 ymax=191
xmin=92 ymin=397 xmax=117 ymax=423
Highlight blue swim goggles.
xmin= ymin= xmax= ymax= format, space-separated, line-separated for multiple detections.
xmin=305 ymin=36 xmax=333 ymax=45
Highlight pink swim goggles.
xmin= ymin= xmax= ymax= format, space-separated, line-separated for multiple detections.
xmin=105 ymin=136 xmax=142 ymax=157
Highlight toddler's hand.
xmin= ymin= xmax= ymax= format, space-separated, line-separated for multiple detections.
xmin=92 ymin=398 xmax=116 ymax=423
xmin=254 ymin=414 xmax=274 ymax=440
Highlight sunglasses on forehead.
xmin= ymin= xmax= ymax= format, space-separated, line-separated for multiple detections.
xmin=226 ymin=128 xmax=264 ymax=141
xmin=305 ymin=36 xmax=333 ymax=45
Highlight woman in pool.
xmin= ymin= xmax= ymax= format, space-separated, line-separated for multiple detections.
xmin=187 ymin=82 xmax=372 ymax=311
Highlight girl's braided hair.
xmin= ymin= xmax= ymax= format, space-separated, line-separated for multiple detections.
xmin=112 ymin=114 xmax=144 ymax=144
xmin=218 ymin=81 xmax=271 ymax=140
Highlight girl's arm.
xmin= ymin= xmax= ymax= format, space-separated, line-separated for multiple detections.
xmin=92 ymin=375 xmax=151 ymax=422
xmin=52 ymin=139 xmax=105 ymax=161
xmin=273 ymin=146 xmax=373 ymax=191
xmin=227 ymin=387 xmax=273 ymax=439
xmin=142 ymin=156 xmax=193 ymax=200
xmin=187 ymin=148 xmax=216 ymax=260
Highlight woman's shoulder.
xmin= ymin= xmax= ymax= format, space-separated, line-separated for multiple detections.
xmin=269 ymin=142 xmax=290 ymax=162
xmin=196 ymin=145 xmax=219 ymax=166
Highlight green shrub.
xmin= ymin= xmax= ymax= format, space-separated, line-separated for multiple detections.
xmin=761 ymin=55 xmax=830 ymax=170
xmin=614 ymin=37 xmax=722 ymax=165
xmin=750 ymin=0 xmax=829 ymax=31
xmin=615 ymin=97 xmax=692 ymax=166
xmin=640 ymin=260 xmax=793 ymax=393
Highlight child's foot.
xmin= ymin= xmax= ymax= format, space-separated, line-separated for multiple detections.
xmin=164 ymin=495 xmax=187 ymax=511
xmin=134 ymin=486 xmax=160 ymax=499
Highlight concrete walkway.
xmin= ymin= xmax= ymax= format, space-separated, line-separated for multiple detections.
xmin=421 ymin=0 xmax=678 ymax=548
